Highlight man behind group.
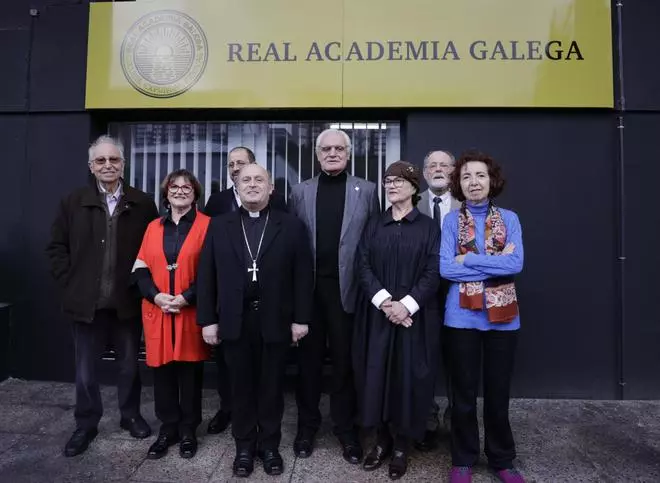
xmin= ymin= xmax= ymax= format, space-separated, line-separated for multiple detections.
xmin=289 ymin=128 xmax=380 ymax=464
xmin=197 ymin=163 xmax=314 ymax=477
xmin=416 ymin=149 xmax=460 ymax=451
xmin=46 ymin=135 xmax=159 ymax=457
xmin=202 ymin=146 xmax=287 ymax=436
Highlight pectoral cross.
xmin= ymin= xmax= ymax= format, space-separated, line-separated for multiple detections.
xmin=248 ymin=260 xmax=259 ymax=282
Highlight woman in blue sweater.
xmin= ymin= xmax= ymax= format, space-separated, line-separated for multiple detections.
xmin=440 ymin=150 xmax=525 ymax=483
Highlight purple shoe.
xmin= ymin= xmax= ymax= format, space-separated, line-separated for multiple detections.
xmin=495 ymin=468 xmax=526 ymax=483
xmin=449 ymin=466 xmax=472 ymax=483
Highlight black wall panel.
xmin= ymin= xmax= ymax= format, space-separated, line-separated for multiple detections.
xmin=620 ymin=1 xmax=660 ymax=110
xmin=29 ymin=3 xmax=89 ymax=112
xmin=619 ymin=114 xmax=660 ymax=399
xmin=0 ymin=30 xmax=30 ymax=112
xmin=406 ymin=112 xmax=619 ymax=399
xmin=10 ymin=113 xmax=91 ymax=381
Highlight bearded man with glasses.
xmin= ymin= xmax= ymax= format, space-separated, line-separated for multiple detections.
xmin=47 ymin=135 xmax=159 ymax=457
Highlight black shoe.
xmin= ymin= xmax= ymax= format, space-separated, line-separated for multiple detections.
xmin=340 ymin=439 xmax=363 ymax=465
xmin=179 ymin=435 xmax=198 ymax=459
xmin=414 ymin=429 xmax=439 ymax=452
xmin=388 ymin=449 xmax=408 ymax=480
xmin=147 ymin=433 xmax=180 ymax=460
xmin=64 ymin=428 xmax=98 ymax=457
xmin=120 ymin=416 xmax=152 ymax=439
xmin=207 ymin=410 xmax=231 ymax=434
xmin=259 ymin=448 xmax=284 ymax=476
xmin=293 ymin=431 xmax=315 ymax=458
xmin=363 ymin=443 xmax=392 ymax=471
xmin=233 ymin=449 xmax=254 ymax=478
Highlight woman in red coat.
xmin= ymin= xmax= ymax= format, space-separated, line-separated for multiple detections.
xmin=132 ymin=169 xmax=210 ymax=460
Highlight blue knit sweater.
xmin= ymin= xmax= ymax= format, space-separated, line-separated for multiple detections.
xmin=439 ymin=201 xmax=524 ymax=331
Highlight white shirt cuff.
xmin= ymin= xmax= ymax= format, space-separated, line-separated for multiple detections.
xmin=371 ymin=289 xmax=392 ymax=309
xmin=400 ymin=295 xmax=420 ymax=316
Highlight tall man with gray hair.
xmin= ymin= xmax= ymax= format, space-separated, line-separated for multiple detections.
xmin=47 ymin=135 xmax=159 ymax=457
xmin=289 ymin=128 xmax=380 ymax=464
xmin=415 ymin=149 xmax=461 ymax=451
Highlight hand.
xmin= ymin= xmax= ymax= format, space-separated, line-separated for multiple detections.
xmin=399 ymin=317 xmax=414 ymax=328
xmin=291 ymin=323 xmax=309 ymax=344
xmin=380 ymin=298 xmax=393 ymax=317
xmin=170 ymin=294 xmax=188 ymax=310
xmin=202 ymin=324 xmax=220 ymax=345
xmin=455 ymin=254 xmax=466 ymax=263
xmin=154 ymin=293 xmax=179 ymax=314
xmin=502 ymin=243 xmax=515 ymax=255
xmin=387 ymin=301 xmax=410 ymax=324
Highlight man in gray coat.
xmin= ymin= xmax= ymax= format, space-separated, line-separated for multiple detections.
xmin=289 ymin=128 xmax=379 ymax=464
xmin=416 ymin=149 xmax=461 ymax=452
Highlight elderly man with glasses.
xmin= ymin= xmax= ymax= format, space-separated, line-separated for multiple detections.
xmin=47 ymin=135 xmax=159 ymax=457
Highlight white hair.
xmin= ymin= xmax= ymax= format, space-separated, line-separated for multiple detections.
xmin=423 ymin=150 xmax=455 ymax=167
xmin=315 ymin=129 xmax=352 ymax=155
xmin=88 ymin=135 xmax=125 ymax=163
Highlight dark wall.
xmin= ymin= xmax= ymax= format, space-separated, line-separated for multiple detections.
xmin=0 ymin=1 xmax=92 ymax=380
xmin=620 ymin=1 xmax=660 ymax=111
xmin=619 ymin=114 xmax=660 ymax=399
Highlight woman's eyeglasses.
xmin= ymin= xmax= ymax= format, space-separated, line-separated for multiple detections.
xmin=168 ymin=184 xmax=193 ymax=195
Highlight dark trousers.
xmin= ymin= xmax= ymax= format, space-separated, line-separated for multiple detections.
xmin=223 ymin=302 xmax=289 ymax=452
xmin=214 ymin=343 xmax=232 ymax=413
xmin=72 ymin=310 xmax=142 ymax=430
xmin=153 ymin=361 xmax=204 ymax=438
xmin=296 ymin=276 xmax=357 ymax=439
xmin=446 ymin=327 xmax=518 ymax=470
xmin=426 ymin=323 xmax=454 ymax=432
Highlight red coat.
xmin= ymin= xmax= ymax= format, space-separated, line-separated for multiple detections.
xmin=136 ymin=212 xmax=211 ymax=367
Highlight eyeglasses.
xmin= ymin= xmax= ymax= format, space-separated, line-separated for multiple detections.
xmin=92 ymin=156 xmax=123 ymax=166
xmin=318 ymin=145 xmax=346 ymax=153
xmin=168 ymin=184 xmax=193 ymax=195
xmin=382 ymin=178 xmax=406 ymax=188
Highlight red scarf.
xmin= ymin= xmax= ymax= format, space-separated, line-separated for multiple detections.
xmin=457 ymin=202 xmax=518 ymax=323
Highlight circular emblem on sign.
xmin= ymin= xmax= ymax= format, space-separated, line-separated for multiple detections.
xmin=120 ymin=10 xmax=208 ymax=98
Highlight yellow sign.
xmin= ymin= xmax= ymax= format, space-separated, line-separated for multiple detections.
xmin=85 ymin=0 xmax=613 ymax=109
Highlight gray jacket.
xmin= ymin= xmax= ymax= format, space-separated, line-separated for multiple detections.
xmin=289 ymin=174 xmax=380 ymax=313
xmin=418 ymin=189 xmax=461 ymax=221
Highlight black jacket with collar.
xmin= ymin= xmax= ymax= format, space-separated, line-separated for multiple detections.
xmin=46 ymin=182 xmax=159 ymax=322
xmin=196 ymin=207 xmax=314 ymax=343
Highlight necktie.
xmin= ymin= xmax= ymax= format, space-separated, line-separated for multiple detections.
xmin=433 ymin=196 xmax=443 ymax=232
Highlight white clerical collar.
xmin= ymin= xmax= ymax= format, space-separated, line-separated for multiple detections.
xmin=248 ymin=211 xmax=260 ymax=218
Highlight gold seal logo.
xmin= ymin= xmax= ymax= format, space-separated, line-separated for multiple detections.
xmin=120 ymin=10 xmax=208 ymax=98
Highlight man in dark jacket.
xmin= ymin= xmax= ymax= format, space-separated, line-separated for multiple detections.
xmin=202 ymin=146 xmax=286 ymax=437
xmin=197 ymin=164 xmax=313 ymax=477
xmin=46 ymin=135 xmax=159 ymax=457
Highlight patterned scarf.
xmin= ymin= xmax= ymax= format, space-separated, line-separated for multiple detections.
xmin=457 ymin=202 xmax=519 ymax=323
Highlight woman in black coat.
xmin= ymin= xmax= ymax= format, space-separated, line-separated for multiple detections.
xmin=353 ymin=161 xmax=441 ymax=480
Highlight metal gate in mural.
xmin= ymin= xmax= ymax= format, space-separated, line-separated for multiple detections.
xmin=109 ymin=121 xmax=401 ymax=210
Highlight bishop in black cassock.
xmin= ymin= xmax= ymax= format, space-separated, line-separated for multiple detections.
xmin=197 ymin=164 xmax=313 ymax=478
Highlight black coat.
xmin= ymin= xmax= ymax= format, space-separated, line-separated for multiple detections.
xmin=204 ymin=188 xmax=287 ymax=217
xmin=196 ymin=208 xmax=313 ymax=343
xmin=46 ymin=183 xmax=159 ymax=322
xmin=353 ymin=208 xmax=441 ymax=440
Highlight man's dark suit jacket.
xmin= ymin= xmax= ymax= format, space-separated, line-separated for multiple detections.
xmin=204 ymin=188 xmax=287 ymax=217
xmin=196 ymin=208 xmax=313 ymax=343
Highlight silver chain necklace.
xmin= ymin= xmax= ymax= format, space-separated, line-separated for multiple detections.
xmin=240 ymin=211 xmax=270 ymax=282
